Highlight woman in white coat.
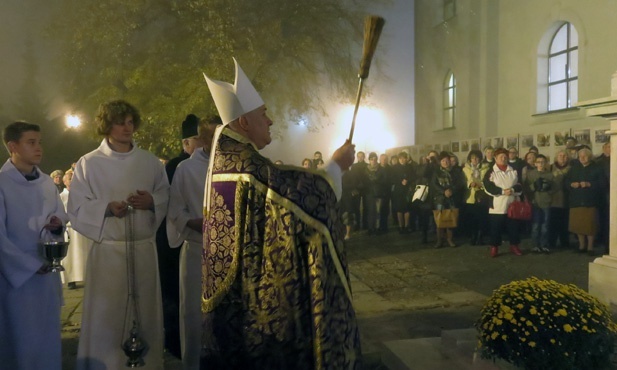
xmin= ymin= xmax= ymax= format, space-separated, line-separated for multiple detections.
xmin=483 ymin=148 xmax=524 ymax=258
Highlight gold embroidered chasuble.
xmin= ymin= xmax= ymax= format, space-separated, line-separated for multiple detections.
xmin=202 ymin=128 xmax=361 ymax=369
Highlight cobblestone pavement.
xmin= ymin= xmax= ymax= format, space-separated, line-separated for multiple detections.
xmin=61 ymin=227 xmax=595 ymax=369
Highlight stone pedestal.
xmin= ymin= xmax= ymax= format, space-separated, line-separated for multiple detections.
xmin=577 ymin=71 xmax=617 ymax=313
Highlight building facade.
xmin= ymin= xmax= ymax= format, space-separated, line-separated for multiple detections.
xmin=413 ymin=0 xmax=617 ymax=158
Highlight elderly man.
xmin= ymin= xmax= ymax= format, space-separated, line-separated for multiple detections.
xmin=166 ymin=116 xmax=221 ymax=370
xmin=201 ymin=59 xmax=359 ymax=369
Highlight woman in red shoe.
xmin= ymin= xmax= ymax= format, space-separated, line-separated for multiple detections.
xmin=483 ymin=148 xmax=524 ymax=257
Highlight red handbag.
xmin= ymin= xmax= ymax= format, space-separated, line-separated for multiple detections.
xmin=507 ymin=198 xmax=532 ymax=221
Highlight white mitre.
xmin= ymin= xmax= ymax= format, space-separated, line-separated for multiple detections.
xmin=203 ymin=58 xmax=265 ymax=125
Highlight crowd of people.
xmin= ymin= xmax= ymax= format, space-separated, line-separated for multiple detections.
xmin=337 ymin=139 xmax=610 ymax=258
xmin=0 ymin=57 xmax=612 ymax=368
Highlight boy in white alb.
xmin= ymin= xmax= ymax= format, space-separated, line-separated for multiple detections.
xmin=68 ymin=100 xmax=169 ymax=370
xmin=0 ymin=121 xmax=67 ymax=369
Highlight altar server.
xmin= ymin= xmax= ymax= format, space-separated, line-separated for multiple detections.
xmin=68 ymin=100 xmax=169 ymax=370
xmin=167 ymin=116 xmax=221 ymax=370
xmin=59 ymin=170 xmax=92 ymax=289
xmin=0 ymin=121 xmax=67 ymax=369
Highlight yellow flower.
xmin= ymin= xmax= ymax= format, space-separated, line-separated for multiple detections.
xmin=501 ymin=335 xmax=508 ymax=340
xmin=529 ymin=308 xmax=538 ymax=315
xmin=555 ymin=308 xmax=567 ymax=317
xmin=529 ymin=341 xmax=536 ymax=347
xmin=563 ymin=324 xmax=573 ymax=332
xmin=491 ymin=332 xmax=499 ymax=340
xmin=550 ymin=339 xmax=556 ymax=344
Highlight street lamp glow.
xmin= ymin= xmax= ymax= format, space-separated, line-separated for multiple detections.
xmin=66 ymin=114 xmax=81 ymax=129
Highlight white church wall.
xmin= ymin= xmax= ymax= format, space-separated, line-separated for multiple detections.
xmin=415 ymin=0 xmax=617 ymax=158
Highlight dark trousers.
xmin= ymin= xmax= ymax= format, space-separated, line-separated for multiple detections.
xmin=379 ymin=195 xmax=390 ymax=231
xmin=489 ymin=214 xmax=521 ymax=247
xmin=463 ymin=203 xmax=488 ymax=239
xmin=547 ymin=207 xmax=570 ymax=248
xmin=155 ymin=222 xmax=182 ymax=358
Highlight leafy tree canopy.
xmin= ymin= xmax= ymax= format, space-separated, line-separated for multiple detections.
xmin=52 ymin=0 xmax=375 ymax=157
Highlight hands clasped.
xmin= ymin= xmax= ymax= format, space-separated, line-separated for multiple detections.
xmin=107 ymin=190 xmax=154 ymax=218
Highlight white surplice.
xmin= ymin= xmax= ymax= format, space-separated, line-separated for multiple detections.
xmin=0 ymin=160 xmax=67 ymax=370
xmin=68 ymin=139 xmax=169 ymax=370
xmin=166 ymin=147 xmax=209 ymax=370
xmin=60 ymin=188 xmax=92 ymax=284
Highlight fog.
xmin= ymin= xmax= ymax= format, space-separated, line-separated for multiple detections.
xmin=0 ymin=0 xmax=414 ymax=171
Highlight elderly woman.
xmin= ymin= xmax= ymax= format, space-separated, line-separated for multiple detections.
xmin=462 ymin=149 xmax=489 ymax=245
xmin=565 ymin=147 xmax=605 ymax=255
xmin=548 ymin=150 xmax=571 ymax=248
xmin=483 ymin=148 xmax=524 ymax=257
xmin=430 ymin=151 xmax=464 ymax=247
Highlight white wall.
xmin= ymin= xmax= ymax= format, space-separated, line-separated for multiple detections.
xmin=414 ymin=0 xmax=616 ymax=159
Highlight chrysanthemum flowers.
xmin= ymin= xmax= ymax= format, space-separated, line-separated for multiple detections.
xmin=476 ymin=277 xmax=617 ymax=370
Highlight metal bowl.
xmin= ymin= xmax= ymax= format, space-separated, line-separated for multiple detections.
xmin=42 ymin=241 xmax=69 ymax=260
xmin=41 ymin=241 xmax=70 ymax=272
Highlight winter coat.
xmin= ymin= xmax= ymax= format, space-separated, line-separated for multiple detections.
xmin=565 ymin=161 xmax=605 ymax=208
xmin=525 ymin=169 xmax=555 ymax=209
xmin=550 ymin=164 xmax=570 ymax=208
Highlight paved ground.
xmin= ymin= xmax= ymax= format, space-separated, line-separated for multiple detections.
xmin=60 ymin=228 xmax=596 ymax=369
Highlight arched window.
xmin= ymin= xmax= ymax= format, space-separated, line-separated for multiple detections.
xmin=547 ymin=22 xmax=578 ymax=111
xmin=443 ymin=71 xmax=456 ymax=128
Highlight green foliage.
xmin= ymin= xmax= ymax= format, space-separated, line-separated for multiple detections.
xmin=51 ymin=0 xmax=373 ymax=157
xmin=477 ymin=277 xmax=617 ymax=370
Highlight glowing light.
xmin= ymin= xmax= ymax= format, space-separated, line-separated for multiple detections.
xmin=65 ymin=114 xmax=81 ymax=129
xmin=329 ymin=105 xmax=394 ymax=155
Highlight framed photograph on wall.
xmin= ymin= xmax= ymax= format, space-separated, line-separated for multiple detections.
xmin=520 ymin=134 xmax=534 ymax=150
xmin=470 ymin=138 xmax=481 ymax=151
xmin=451 ymin=141 xmax=460 ymax=153
xmin=553 ymin=130 xmax=570 ymax=147
xmin=572 ymin=129 xmax=591 ymax=146
xmin=595 ymin=128 xmax=609 ymax=144
xmin=461 ymin=140 xmax=469 ymax=152
xmin=506 ymin=136 xmax=519 ymax=150
xmin=536 ymin=133 xmax=550 ymax=147
xmin=492 ymin=137 xmax=504 ymax=149
xmin=593 ymin=128 xmax=610 ymax=156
